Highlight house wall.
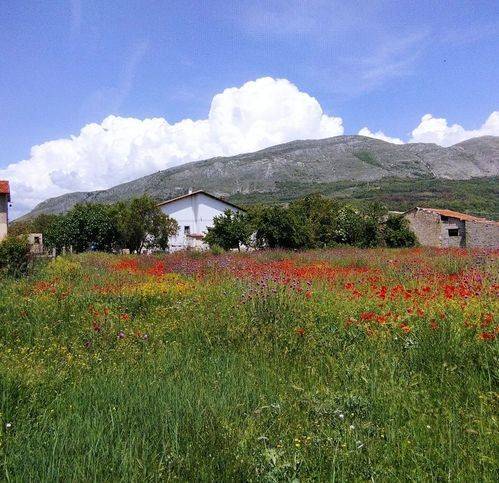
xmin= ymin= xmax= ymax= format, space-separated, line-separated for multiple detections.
xmin=0 ymin=195 xmax=8 ymax=241
xmin=160 ymin=193 xmax=240 ymax=251
xmin=440 ymin=217 xmax=466 ymax=248
xmin=404 ymin=209 xmax=465 ymax=247
xmin=404 ymin=210 xmax=442 ymax=246
xmin=465 ymin=221 xmax=499 ymax=248
xmin=28 ymin=233 xmax=44 ymax=254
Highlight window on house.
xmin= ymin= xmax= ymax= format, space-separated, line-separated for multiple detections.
xmin=440 ymin=215 xmax=449 ymax=222
xmin=33 ymin=236 xmax=40 ymax=245
xmin=184 ymin=226 xmax=190 ymax=236
xmin=448 ymin=228 xmax=459 ymax=237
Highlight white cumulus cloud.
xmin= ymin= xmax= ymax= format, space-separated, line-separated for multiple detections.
xmin=2 ymin=74 xmax=498 ymax=219
xmin=358 ymin=127 xmax=404 ymax=144
xmin=1 ymin=77 xmax=343 ymax=217
xmin=410 ymin=111 xmax=499 ymax=146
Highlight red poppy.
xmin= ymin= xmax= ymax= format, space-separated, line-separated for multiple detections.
xmin=360 ymin=311 xmax=376 ymax=321
xmin=481 ymin=313 xmax=493 ymax=328
xmin=479 ymin=332 xmax=495 ymax=341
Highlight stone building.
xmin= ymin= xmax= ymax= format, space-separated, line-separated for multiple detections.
xmin=0 ymin=180 xmax=10 ymax=242
xmin=404 ymin=207 xmax=499 ymax=248
xmin=28 ymin=233 xmax=44 ymax=254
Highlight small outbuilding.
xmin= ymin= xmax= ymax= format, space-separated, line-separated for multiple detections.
xmin=403 ymin=207 xmax=499 ymax=248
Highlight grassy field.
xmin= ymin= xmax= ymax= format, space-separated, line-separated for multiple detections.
xmin=0 ymin=248 xmax=497 ymax=481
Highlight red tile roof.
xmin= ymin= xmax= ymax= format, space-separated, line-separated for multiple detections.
xmin=415 ymin=207 xmax=498 ymax=224
xmin=0 ymin=180 xmax=9 ymax=195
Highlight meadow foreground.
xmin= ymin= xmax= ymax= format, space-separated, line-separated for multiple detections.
xmin=0 ymin=248 xmax=497 ymax=481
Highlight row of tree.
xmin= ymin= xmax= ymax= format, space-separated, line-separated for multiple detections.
xmin=11 ymin=193 xmax=416 ymax=255
xmin=205 ymin=194 xmax=416 ymax=250
xmin=11 ymin=196 xmax=178 ymax=253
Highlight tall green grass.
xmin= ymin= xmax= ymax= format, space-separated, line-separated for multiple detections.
xmin=0 ymin=251 xmax=497 ymax=481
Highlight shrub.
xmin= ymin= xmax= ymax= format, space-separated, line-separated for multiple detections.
xmin=210 ymin=244 xmax=224 ymax=256
xmin=0 ymin=235 xmax=31 ymax=277
xmin=383 ymin=215 xmax=417 ymax=248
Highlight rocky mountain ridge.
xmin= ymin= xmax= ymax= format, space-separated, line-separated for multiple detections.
xmin=21 ymin=135 xmax=499 ymax=219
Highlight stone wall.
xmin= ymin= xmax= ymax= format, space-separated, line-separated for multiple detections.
xmin=405 ymin=208 xmax=499 ymax=248
xmin=465 ymin=221 xmax=499 ymax=248
xmin=404 ymin=210 xmax=443 ymax=247
xmin=440 ymin=217 xmax=465 ymax=248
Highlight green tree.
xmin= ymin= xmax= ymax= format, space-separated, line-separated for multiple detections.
xmin=117 ymin=195 xmax=178 ymax=253
xmin=330 ymin=205 xmax=364 ymax=246
xmin=383 ymin=214 xmax=417 ymax=247
xmin=204 ymin=210 xmax=252 ymax=251
xmin=252 ymin=205 xmax=307 ymax=249
xmin=39 ymin=204 xmax=121 ymax=253
xmin=289 ymin=193 xmax=340 ymax=247
xmin=43 ymin=213 xmax=70 ymax=251
xmin=65 ymin=203 xmax=122 ymax=252
xmin=358 ymin=201 xmax=387 ymax=247
xmin=0 ymin=235 xmax=31 ymax=277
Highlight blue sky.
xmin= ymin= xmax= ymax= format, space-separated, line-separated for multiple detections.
xmin=1 ymin=0 xmax=498 ymax=215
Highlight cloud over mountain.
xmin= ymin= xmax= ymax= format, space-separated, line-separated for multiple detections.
xmin=410 ymin=111 xmax=499 ymax=146
xmin=1 ymin=77 xmax=343 ymax=216
xmin=358 ymin=127 xmax=404 ymax=144
xmin=1 ymin=76 xmax=498 ymax=218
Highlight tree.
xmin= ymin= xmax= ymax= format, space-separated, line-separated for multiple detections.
xmin=0 ymin=235 xmax=31 ymax=277
xmin=117 ymin=195 xmax=178 ymax=253
xmin=65 ymin=203 xmax=122 ymax=252
xmin=38 ymin=204 xmax=122 ymax=253
xmin=383 ymin=214 xmax=417 ymax=247
xmin=289 ymin=194 xmax=340 ymax=248
xmin=204 ymin=210 xmax=252 ymax=251
xmin=330 ymin=205 xmax=365 ymax=246
xmin=252 ymin=205 xmax=307 ymax=249
xmin=357 ymin=201 xmax=387 ymax=247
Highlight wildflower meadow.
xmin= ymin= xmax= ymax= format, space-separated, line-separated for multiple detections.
xmin=0 ymin=248 xmax=497 ymax=480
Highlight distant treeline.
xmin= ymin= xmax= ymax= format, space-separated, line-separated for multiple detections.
xmin=227 ymin=177 xmax=499 ymax=221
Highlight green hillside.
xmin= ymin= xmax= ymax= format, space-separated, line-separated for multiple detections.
xmin=228 ymin=177 xmax=499 ymax=220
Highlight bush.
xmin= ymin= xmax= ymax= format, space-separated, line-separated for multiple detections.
xmin=383 ymin=215 xmax=417 ymax=248
xmin=0 ymin=235 xmax=31 ymax=277
xmin=210 ymin=244 xmax=224 ymax=256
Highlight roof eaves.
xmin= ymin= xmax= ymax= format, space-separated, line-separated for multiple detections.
xmin=157 ymin=190 xmax=245 ymax=211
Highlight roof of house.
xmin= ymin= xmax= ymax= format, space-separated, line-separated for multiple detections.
xmin=0 ymin=180 xmax=9 ymax=194
xmin=0 ymin=180 xmax=10 ymax=201
xmin=157 ymin=190 xmax=245 ymax=211
xmin=408 ymin=207 xmax=498 ymax=224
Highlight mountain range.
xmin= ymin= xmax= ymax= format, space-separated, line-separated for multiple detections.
xmin=21 ymin=135 xmax=499 ymax=220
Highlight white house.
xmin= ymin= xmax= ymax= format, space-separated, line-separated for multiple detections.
xmin=158 ymin=190 xmax=244 ymax=251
